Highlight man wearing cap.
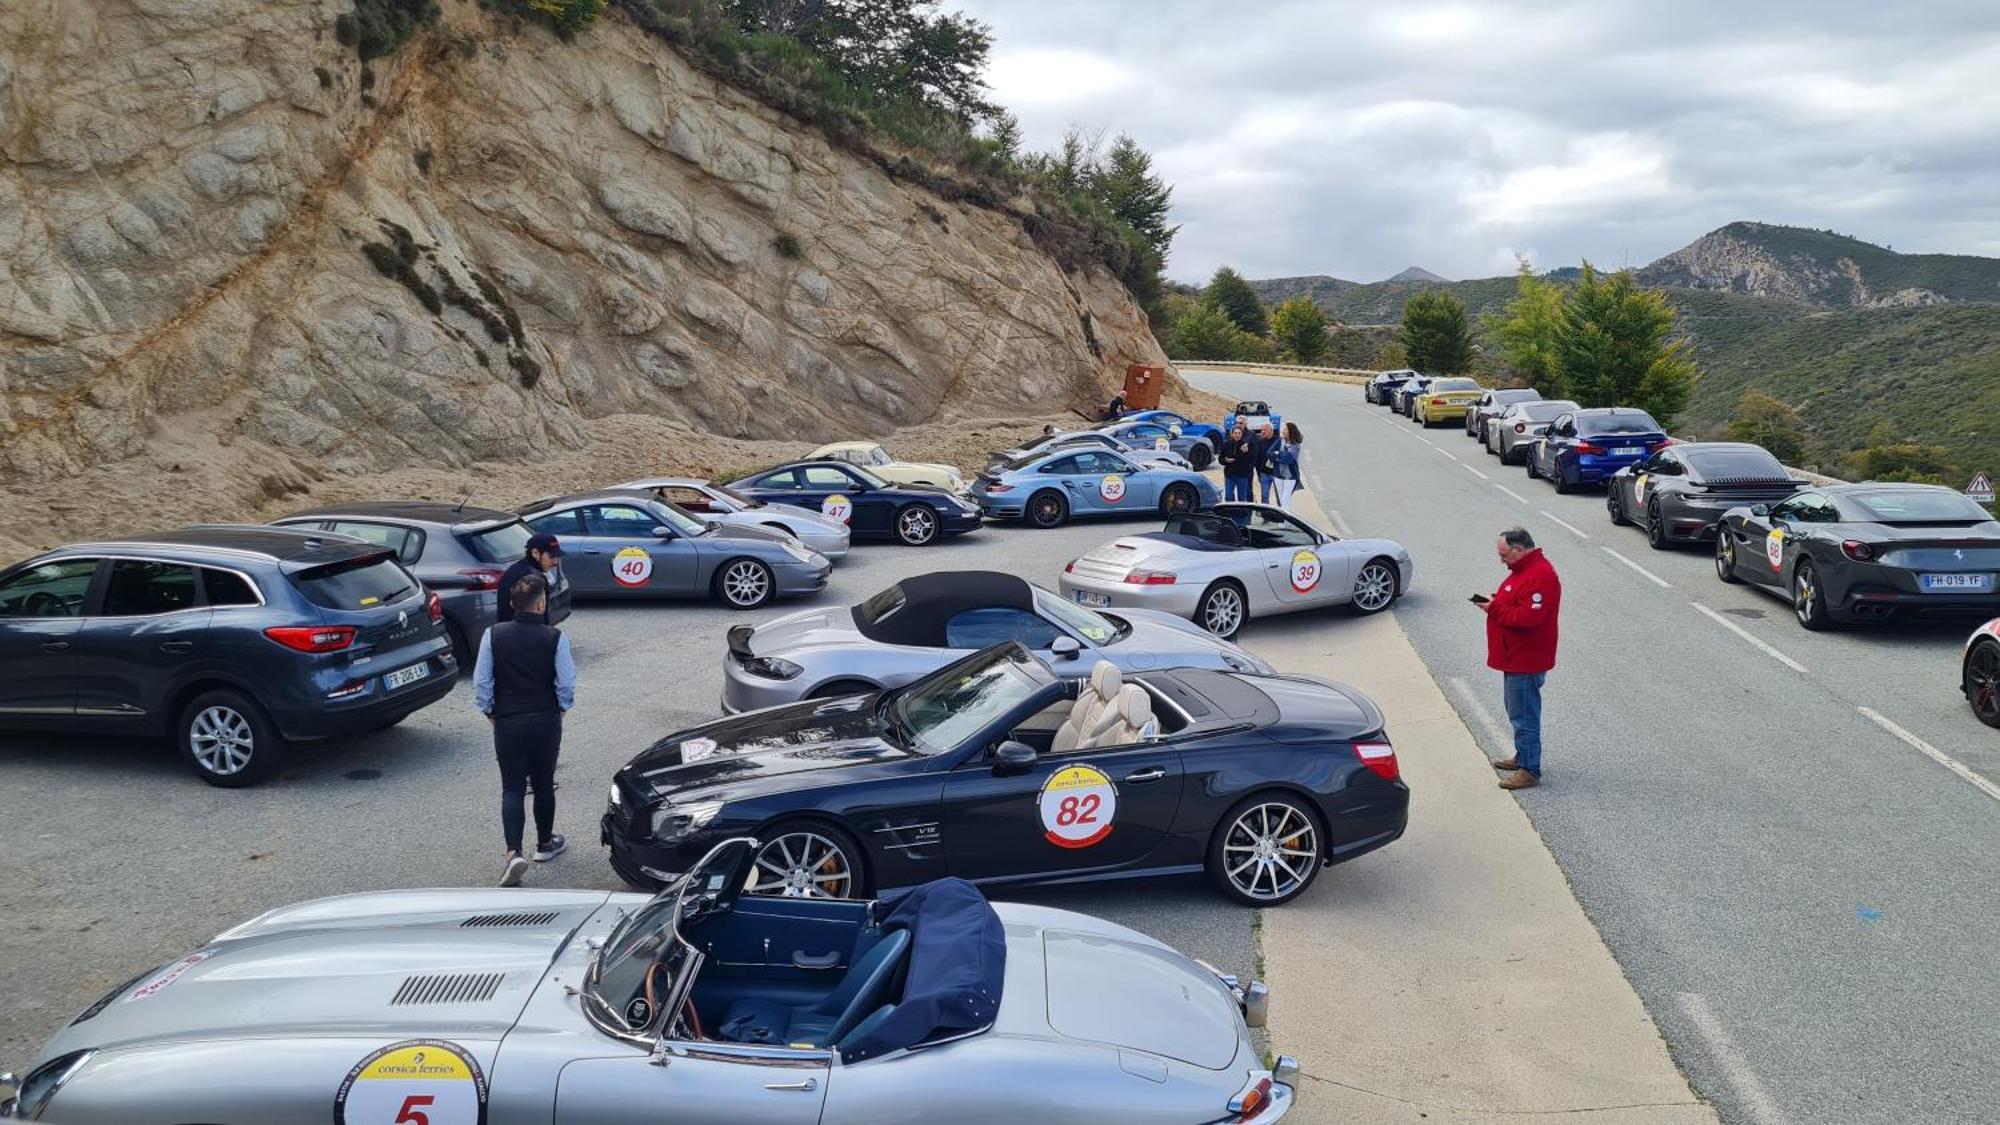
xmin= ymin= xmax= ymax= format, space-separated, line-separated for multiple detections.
xmin=475 ymin=574 xmax=577 ymax=886
xmin=497 ymin=534 xmax=563 ymax=625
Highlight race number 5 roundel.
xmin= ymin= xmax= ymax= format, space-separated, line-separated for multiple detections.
xmin=1039 ymin=763 xmax=1117 ymax=849
xmin=1100 ymin=475 xmax=1127 ymax=503
xmin=1765 ymin=528 xmax=1785 ymax=571
xmin=612 ymin=546 xmax=653 ymax=587
xmin=336 ymin=1039 xmax=488 ymax=1125
xmin=822 ymin=493 xmax=853 ymax=524
xmin=1290 ymin=548 xmax=1321 ymax=592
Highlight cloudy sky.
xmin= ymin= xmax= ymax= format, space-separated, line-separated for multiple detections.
xmin=954 ymin=0 xmax=2000 ymax=284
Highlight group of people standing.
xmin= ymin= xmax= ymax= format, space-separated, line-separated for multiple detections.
xmin=1218 ymin=419 xmax=1305 ymax=509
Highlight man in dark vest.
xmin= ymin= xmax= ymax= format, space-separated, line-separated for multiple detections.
xmin=473 ymin=575 xmax=577 ymax=886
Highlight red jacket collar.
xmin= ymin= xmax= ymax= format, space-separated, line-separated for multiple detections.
xmin=1506 ymin=547 xmax=1545 ymax=573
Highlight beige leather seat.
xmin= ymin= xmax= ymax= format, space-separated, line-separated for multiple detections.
xmin=1085 ymin=684 xmax=1158 ymax=748
xmin=1053 ymin=662 xmax=1121 ymax=753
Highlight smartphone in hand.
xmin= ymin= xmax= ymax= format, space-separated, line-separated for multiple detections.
xmin=1469 ymin=593 xmax=1490 ymax=604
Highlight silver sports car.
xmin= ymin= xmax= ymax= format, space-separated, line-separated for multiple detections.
xmin=989 ymin=429 xmax=1192 ymax=473
xmin=1 ymin=839 xmax=1296 ymax=1124
xmin=1058 ymin=503 xmax=1415 ymax=638
xmin=613 ymin=477 xmax=851 ymax=560
xmin=720 ymin=570 xmax=1274 ymax=712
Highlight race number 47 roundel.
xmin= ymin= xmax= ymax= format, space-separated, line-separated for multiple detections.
xmin=335 ymin=1039 xmax=488 ymax=1125
xmin=1039 ymin=763 xmax=1117 ymax=848
xmin=612 ymin=546 xmax=653 ymax=588
xmin=1289 ymin=548 xmax=1321 ymax=593
xmin=1099 ymin=475 xmax=1127 ymax=503
xmin=821 ymin=493 xmax=854 ymax=524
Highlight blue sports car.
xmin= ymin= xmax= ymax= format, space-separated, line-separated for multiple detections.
xmin=972 ymin=447 xmax=1219 ymax=528
xmin=1119 ymin=408 xmax=1223 ymax=450
xmin=1096 ymin=418 xmax=1217 ymax=470
xmin=1525 ymin=407 xmax=1671 ymax=494
xmin=726 ymin=460 xmax=985 ymax=545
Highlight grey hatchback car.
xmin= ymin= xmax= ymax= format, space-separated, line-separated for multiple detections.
xmin=271 ymin=502 xmax=571 ymax=666
xmin=0 ymin=526 xmax=456 ymax=786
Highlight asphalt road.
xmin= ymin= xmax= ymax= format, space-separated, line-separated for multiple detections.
xmin=0 ymin=487 xmax=1272 ymax=1071
xmin=1189 ymin=369 xmax=2000 ymax=1125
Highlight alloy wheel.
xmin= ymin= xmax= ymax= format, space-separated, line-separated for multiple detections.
xmin=1716 ymin=535 xmax=1739 ymax=583
xmin=898 ymin=505 xmax=938 ymax=545
xmin=190 ymin=705 xmax=254 ymax=776
xmin=1163 ymin=483 xmax=1197 ymax=515
xmin=722 ymin=560 xmax=771 ymax=606
xmin=1352 ymin=562 xmax=1396 ymax=612
xmin=749 ymin=832 xmax=855 ymax=899
xmin=1220 ymin=802 xmax=1319 ymax=902
xmin=1029 ymin=491 xmax=1066 ymax=528
xmin=1646 ymin=500 xmax=1667 ymax=549
xmin=1794 ymin=564 xmax=1821 ymax=627
xmin=1200 ymin=584 xmax=1245 ymax=637
xmin=1970 ymin=645 xmax=2000 ymax=725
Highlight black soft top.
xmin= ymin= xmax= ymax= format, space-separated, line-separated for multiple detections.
xmin=853 ymin=571 xmax=1035 ymax=647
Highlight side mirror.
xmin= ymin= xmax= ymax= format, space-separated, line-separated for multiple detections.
xmin=651 ymin=525 xmax=675 ymax=538
xmin=1050 ymin=636 xmax=1082 ymax=660
xmin=992 ymin=740 xmax=1036 ymax=775
xmin=1751 ymin=504 xmax=1770 ymax=517
xmin=847 ymin=484 xmax=866 ymax=494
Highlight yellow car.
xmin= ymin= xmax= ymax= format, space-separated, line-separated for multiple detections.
xmin=1412 ymin=377 xmax=1486 ymax=427
xmin=808 ymin=441 xmax=966 ymax=490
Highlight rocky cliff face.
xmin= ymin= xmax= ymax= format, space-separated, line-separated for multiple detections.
xmin=0 ymin=0 xmax=1165 ymax=546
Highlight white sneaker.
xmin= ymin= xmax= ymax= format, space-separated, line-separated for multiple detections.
xmin=500 ymin=855 xmax=529 ymax=887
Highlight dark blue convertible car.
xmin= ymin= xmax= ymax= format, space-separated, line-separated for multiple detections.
xmin=727 ymin=460 xmax=984 ymax=546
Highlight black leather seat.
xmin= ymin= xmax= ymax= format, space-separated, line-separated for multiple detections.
xmin=717 ymin=928 xmax=911 ymax=1049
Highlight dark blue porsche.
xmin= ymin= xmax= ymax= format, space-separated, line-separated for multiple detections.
xmin=726 ymin=460 xmax=984 ymax=546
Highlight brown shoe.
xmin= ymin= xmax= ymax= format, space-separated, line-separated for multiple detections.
xmin=1491 ymin=757 xmax=1517 ymax=770
xmin=1497 ymin=769 xmax=1539 ymax=790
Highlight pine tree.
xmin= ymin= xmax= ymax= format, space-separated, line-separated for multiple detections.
xmin=1089 ymin=135 xmax=1178 ymax=263
xmin=1169 ymin=303 xmax=1243 ymax=361
xmin=1206 ymin=267 xmax=1269 ymax=336
xmin=1725 ymin=389 xmax=1808 ymax=463
xmin=1270 ymin=296 xmax=1330 ymax=365
xmin=1556 ymin=264 xmax=1699 ymax=427
xmin=1487 ymin=261 xmax=1567 ymax=396
xmin=1399 ymin=291 xmax=1474 ymax=374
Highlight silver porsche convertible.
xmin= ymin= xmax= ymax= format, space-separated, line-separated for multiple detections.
xmin=1 ymin=839 xmax=1296 ymax=1124
xmin=1058 ymin=503 xmax=1414 ymax=638
xmin=720 ymin=570 xmax=1273 ymax=713
xmin=612 ymin=476 xmax=851 ymax=560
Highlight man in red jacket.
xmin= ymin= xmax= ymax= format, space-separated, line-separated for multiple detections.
xmin=1477 ymin=527 xmax=1561 ymax=790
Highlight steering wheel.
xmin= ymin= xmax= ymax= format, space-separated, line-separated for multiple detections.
xmin=22 ymin=591 xmax=61 ymax=617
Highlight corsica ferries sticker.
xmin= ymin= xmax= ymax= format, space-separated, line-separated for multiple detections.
xmin=335 ymin=1039 xmax=489 ymax=1125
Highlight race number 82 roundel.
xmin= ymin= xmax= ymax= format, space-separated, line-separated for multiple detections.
xmin=1039 ymin=763 xmax=1116 ymax=848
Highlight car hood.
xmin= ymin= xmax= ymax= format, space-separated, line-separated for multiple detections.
xmin=621 ymin=695 xmax=919 ymax=801
xmin=1109 ymin=607 xmax=1273 ymax=673
xmin=705 ymin=522 xmax=793 ymax=546
xmin=740 ymin=604 xmax=863 ymax=655
xmin=747 ymin=502 xmax=845 ymax=530
xmin=990 ymin=903 xmax=1245 ymax=1070
xmin=37 ymin=890 xmax=611 ymax=1058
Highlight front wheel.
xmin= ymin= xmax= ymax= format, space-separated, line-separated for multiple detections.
xmin=1196 ymin=580 xmax=1247 ymax=639
xmin=1207 ymin=792 xmax=1324 ymax=907
xmin=1351 ymin=558 xmax=1399 ymax=614
xmin=1715 ymin=533 xmax=1742 ymax=584
xmin=747 ymin=821 xmax=868 ymax=899
xmin=179 ymin=688 xmax=284 ymax=787
xmin=1524 ymin=452 xmax=1539 ymax=479
xmin=1160 ymin=482 xmax=1200 ymax=516
xmin=1792 ymin=560 xmax=1832 ymax=630
xmin=1966 ymin=641 xmax=2000 ymax=728
xmin=1645 ymin=500 xmax=1670 ymax=550
xmin=716 ymin=558 xmax=776 ymax=609
xmin=895 ymin=504 xmax=939 ymax=546
xmin=1187 ymin=443 xmax=1212 ymax=471
xmin=1026 ymin=489 xmax=1068 ymax=529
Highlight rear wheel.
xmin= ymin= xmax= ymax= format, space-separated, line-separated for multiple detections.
xmin=1206 ymin=792 xmax=1324 ymax=907
xmin=1966 ymin=641 xmax=2000 ymax=728
xmin=1351 ymin=558 xmax=1399 ymax=614
xmin=1715 ymin=533 xmax=1742 ymax=584
xmin=1524 ymin=450 xmax=1539 ymax=478
xmin=716 ymin=558 xmax=775 ymax=609
xmin=1161 ymin=482 xmax=1199 ymax=516
xmin=748 ymin=821 xmax=868 ymax=900
xmin=1188 ymin=443 xmax=1212 ymax=471
xmin=894 ymin=504 xmax=939 ymax=546
xmin=1645 ymin=499 xmax=1670 ymax=550
xmin=1027 ymin=489 xmax=1068 ymax=529
xmin=1552 ymin=463 xmax=1575 ymax=494
xmin=179 ymin=688 xmax=283 ymax=787
xmin=1792 ymin=560 xmax=1832 ymax=631
xmin=1196 ymin=580 xmax=1247 ymax=639
xmin=1607 ymin=487 xmax=1628 ymax=526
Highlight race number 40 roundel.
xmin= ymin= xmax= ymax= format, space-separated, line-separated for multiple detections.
xmin=612 ymin=546 xmax=653 ymax=588
xmin=1290 ymin=548 xmax=1321 ymax=593
xmin=822 ymin=493 xmax=854 ymax=524
xmin=1039 ymin=763 xmax=1117 ymax=848
xmin=1099 ymin=475 xmax=1127 ymax=503
xmin=335 ymin=1039 xmax=488 ymax=1125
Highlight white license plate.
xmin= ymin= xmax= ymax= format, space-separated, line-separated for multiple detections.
xmin=1614 ymin=446 xmax=1642 ymax=456
xmin=384 ymin=662 xmax=431 ymax=690
xmin=1919 ymin=573 xmax=1993 ymax=592
xmin=1072 ymin=590 xmax=1112 ymax=608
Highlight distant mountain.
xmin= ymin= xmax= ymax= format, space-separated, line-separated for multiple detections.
xmin=1245 ymin=274 xmax=1358 ymax=308
xmin=1384 ymin=266 xmax=1450 ymax=283
xmin=1636 ymin=221 xmax=2000 ymax=309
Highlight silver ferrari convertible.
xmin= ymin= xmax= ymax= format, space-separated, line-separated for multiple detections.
xmin=0 ymin=839 xmax=1295 ymax=1124
xmin=1058 ymin=503 xmax=1414 ymax=638
xmin=720 ymin=570 xmax=1273 ymax=712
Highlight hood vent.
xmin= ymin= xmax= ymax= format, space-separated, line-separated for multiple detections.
xmin=391 ymin=972 xmax=505 ymax=1006
xmin=460 ymin=910 xmax=559 ymax=929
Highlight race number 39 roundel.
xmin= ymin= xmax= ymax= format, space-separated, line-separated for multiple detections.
xmin=1100 ymin=475 xmax=1127 ymax=503
xmin=612 ymin=546 xmax=653 ymax=588
xmin=336 ymin=1039 xmax=489 ymax=1125
xmin=1039 ymin=763 xmax=1117 ymax=848
xmin=1290 ymin=548 xmax=1321 ymax=593
xmin=822 ymin=493 xmax=854 ymax=524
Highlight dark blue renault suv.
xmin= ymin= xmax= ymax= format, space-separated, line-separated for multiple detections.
xmin=0 ymin=526 xmax=457 ymax=786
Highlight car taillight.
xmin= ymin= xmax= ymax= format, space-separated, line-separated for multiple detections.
xmin=264 ymin=625 xmax=357 ymax=653
xmin=1353 ymin=740 xmax=1399 ymax=781
xmin=1124 ymin=570 xmax=1177 ymax=585
xmin=1841 ymin=540 xmax=1876 ymax=562
xmin=1229 ymin=1074 xmax=1274 ymax=1120
xmin=985 ymin=482 xmax=1012 ymax=493
xmin=427 ymin=590 xmax=444 ymax=623
xmin=457 ymin=567 xmax=504 ymax=591
xmin=1428 ymin=396 xmax=1444 ymax=405
xmin=1658 ymin=436 xmax=1677 ymax=447
xmin=1574 ymin=440 xmax=1603 ymax=454
xmin=1514 ymin=422 xmax=1526 ymax=434
xmin=1064 ymin=560 xmax=1075 ymax=573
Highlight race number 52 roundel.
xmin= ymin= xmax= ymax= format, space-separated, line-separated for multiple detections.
xmin=822 ymin=493 xmax=854 ymax=524
xmin=1100 ymin=475 xmax=1127 ymax=503
xmin=1039 ymin=763 xmax=1117 ymax=848
xmin=1290 ymin=548 xmax=1321 ymax=593
xmin=612 ymin=546 xmax=653 ymax=588
xmin=336 ymin=1039 xmax=488 ymax=1125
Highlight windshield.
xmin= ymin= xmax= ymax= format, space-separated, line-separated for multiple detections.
xmin=1518 ymin=401 xmax=1575 ymax=421
xmin=1579 ymin=412 xmax=1662 ymax=435
xmin=588 ymin=840 xmax=751 ymax=1035
xmin=892 ymin=649 xmax=1049 ymax=755
xmin=712 ymin=484 xmax=761 ymax=510
xmin=1686 ymin=448 xmax=1788 ymax=480
xmin=291 ymin=556 xmax=416 ymax=610
xmin=848 ymin=465 xmax=891 ymax=489
xmin=1847 ymin=489 xmax=1992 ymax=522
xmin=1494 ymin=389 xmax=1540 ymax=404
xmin=651 ymin=500 xmax=710 ymax=536
xmin=866 ymin=447 xmax=893 ymax=466
xmin=1036 ymin=589 xmax=1124 ymax=644
xmin=1433 ymin=378 xmax=1480 ymax=391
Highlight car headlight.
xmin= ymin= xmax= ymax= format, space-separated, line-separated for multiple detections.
xmin=782 ymin=541 xmax=816 ymax=563
xmin=9 ymin=1050 xmax=91 ymax=1120
xmin=608 ymin=782 xmax=622 ymax=807
xmin=742 ymin=656 xmax=802 ymax=680
xmin=652 ymin=800 xmax=725 ymax=843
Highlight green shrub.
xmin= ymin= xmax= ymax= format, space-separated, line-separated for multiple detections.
xmin=772 ymin=232 xmax=802 ymax=259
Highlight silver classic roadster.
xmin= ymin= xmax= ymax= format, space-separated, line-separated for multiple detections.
xmin=1 ymin=840 xmax=1295 ymax=1124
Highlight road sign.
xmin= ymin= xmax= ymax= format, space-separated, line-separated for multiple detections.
xmin=1968 ymin=471 xmax=1995 ymax=505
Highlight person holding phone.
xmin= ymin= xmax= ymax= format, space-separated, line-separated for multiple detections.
xmin=1476 ymin=527 xmax=1561 ymax=789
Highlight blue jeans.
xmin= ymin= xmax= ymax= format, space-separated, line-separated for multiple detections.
xmin=1502 ymin=672 xmax=1546 ymax=775
xmin=1258 ymin=474 xmax=1278 ymax=503
xmin=1224 ymin=475 xmax=1254 ymax=502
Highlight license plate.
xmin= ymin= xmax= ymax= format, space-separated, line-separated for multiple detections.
xmin=1919 ymin=573 xmax=1993 ymax=592
xmin=1072 ymin=590 xmax=1111 ymax=608
xmin=384 ymin=662 xmax=431 ymax=690
xmin=1614 ymin=446 xmax=1642 ymax=456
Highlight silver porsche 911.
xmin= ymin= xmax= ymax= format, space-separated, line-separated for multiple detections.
xmin=720 ymin=570 xmax=1274 ymax=713
xmin=612 ymin=476 xmax=852 ymax=560
xmin=0 ymin=839 xmax=1296 ymax=1124
xmin=1058 ymin=503 xmax=1415 ymax=638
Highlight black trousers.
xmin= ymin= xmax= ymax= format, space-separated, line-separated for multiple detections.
xmin=494 ymin=711 xmax=561 ymax=853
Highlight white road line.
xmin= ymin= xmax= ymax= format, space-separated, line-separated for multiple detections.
xmin=1601 ymin=545 xmax=1675 ymax=588
xmin=1858 ymin=706 xmax=2000 ymax=803
xmin=1539 ymin=511 xmax=1591 ymax=540
xmin=1447 ymin=676 xmax=1513 ymax=752
xmin=1676 ymin=993 xmax=1788 ymax=1125
xmin=1494 ymin=484 xmax=1529 ymax=504
xmin=1438 ymin=448 xmax=1460 ymax=461
xmin=1690 ymin=602 xmax=1806 ymax=672
xmin=1463 ymin=464 xmax=1490 ymax=481
xmin=1416 ymin=434 xmax=1435 ymax=446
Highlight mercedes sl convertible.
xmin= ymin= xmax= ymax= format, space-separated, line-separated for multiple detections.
xmin=1 ymin=840 xmax=1296 ymax=1123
